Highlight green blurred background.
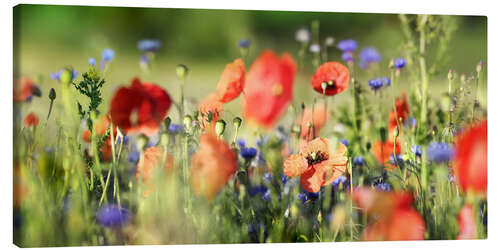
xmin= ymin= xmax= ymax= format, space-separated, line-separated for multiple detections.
xmin=13 ymin=4 xmax=487 ymax=128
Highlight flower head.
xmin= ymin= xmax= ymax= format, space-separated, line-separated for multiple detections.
xmin=427 ymin=142 xmax=454 ymax=163
xmin=238 ymin=39 xmax=251 ymax=49
xmin=240 ymin=147 xmax=258 ymax=161
xmin=352 ymin=188 xmax=425 ymax=241
xmin=411 ymin=145 xmax=422 ymax=157
xmin=388 ymin=92 xmax=410 ymax=132
xmin=96 ymin=204 xmax=130 ymax=228
xmin=243 ymin=50 xmax=296 ymax=129
xmin=454 ymin=120 xmax=487 ymax=194
xmin=311 ymin=62 xmax=350 ymax=96
xmin=136 ymin=146 xmax=175 ymax=181
xmin=50 ymin=69 xmax=78 ymax=83
xmin=190 ymin=134 xmax=237 ymax=200
xmin=13 ymin=77 xmax=41 ymax=102
xmin=23 ymin=112 xmax=39 ymax=128
xmin=198 ymin=93 xmax=223 ymax=133
xmin=283 ymin=138 xmax=348 ymax=193
xmin=368 ymin=78 xmax=384 ymax=91
xmin=337 ymin=39 xmax=358 ymax=52
xmin=394 ymin=57 xmax=406 ymax=69
xmin=110 ymin=78 xmax=172 ymax=136
xmin=295 ymin=28 xmax=310 ymax=43
xmin=294 ymin=102 xmax=328 ymax=141
xmin=353 ymin=156 xmax=365 ymax=167
xmin=359 ymin=47 xmax=381 ymax=64
xmin=100 ymin=48 xmax=115 ymax=69
xmin=371 ymin=140 xmax=401 ymax=169
xmin=215 ymin=58 xmax=246 ymax=103
xmin=137 ymin=39 xmax=161 ymax=52
xmin=309 ymin=44 xmax=321 ymax=53
xmin=341 ymin=52 xmax=353 ymax=62
xmin=88 ymin=58 xmax=97 ymax=67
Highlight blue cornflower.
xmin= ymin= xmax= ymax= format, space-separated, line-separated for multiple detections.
xmin=340 ymin=139 xmax=349 ymax=147
xmin=168 ymin=123 xmax=182 ymax=134
xmin=394 ymin=57 xmax=406 ymax=69
xmin=411 ymin=145 xmax=422 ymax=157
xmin=353 ymin=156 xmax=365 ymax=167
xmin=409 ymin=117 xmax=417 ymax=127
xmin=238 ymin=39 xmax=251 ymax=49
xmin=375 ymin=182 xmax=391 ymax=191
xmin=100 ymin=48 xmax=115 ymax=69
xmin=341 ymin=52 xmax=353 ymax=62
xmin=298 ymin=191 xmax=319 ymax=203
xmin=116 ymin=135 xmax=130 ymax=145
xmin=240 ymin=147 xmax=258 ymax=160
xmin=332 ymin=175 xmax=349 ymax=190
xmin=248 ymin=185 xmax=267 ymax=196
xmin=381 ymin=77 xmax=391 ymax=86
xmin=237 ymin=139 xmax=246 ymax=148
xmin=390 ymin=154 xmax=404 ymax=165
xmin=96 ymin=204 xmax=130 ymax=228
xmin=128 ymin=147 xmax=140 ymax=164
xmin=337 ymin=39 xmax=358 ymax=52
xmin=50 ymin=69 xmax=78 ymax=82
xmin=368 ymin=78 xmax=384 ymax=91
xmin=427 ymin=142 xmax=454 ymax=163
xmin=89 ymin=57 xmax=97 ymax=67
xmin=359 ymin=47 xmax=381 ymax=63
xmin=137 ymin=39 xmax=161 ymax=52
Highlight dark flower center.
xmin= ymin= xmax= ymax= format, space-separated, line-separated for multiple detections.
xmin=322 ymin=80 xmax=337 ymax=90
xmin=306 ymin=151 xmax=328 ymax=165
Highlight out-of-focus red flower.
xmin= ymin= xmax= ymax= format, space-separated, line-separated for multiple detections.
xmin=215 ymin=58 xmax=245 ymax=103
xmin=136 ymin=146 xmax=175 ymax=181
xmin=454 ymin=120 xmax=487 ymax=194
xmin=283 ymin=138 xmax=347 ymax=192
xmin=388 ymin=92 xmax=410 ymax=132
xmin=82 ymin=115 xmax=116 ymax=143
xmin=352 ymin=188 xmax=426 ymax=241
xmin=198 ymin=93 xmax=223 ymax=133
xmin=110 ymin=78 xmax=172 ymax=136
xmin=371 ymin=140 xmax=401 ymax=169
xmin=14 ymin=77 xmax=40 ymax=102
xmin=23 ymin=112 xmax=39 ymax=128
xmin=243 ymin=50 xmax=296 ymax=129
xmin=311 ymin=62 xmax=350 ymax=96
xmin=457 ymin=204 xmax=477 ymax=240
xmin=294 ymin=103 xmax=328 ymax=141
xmin=190 ymin=134 xmax=237 ymax=200
xmin=14 ymin=164 xmax=28 ymax=207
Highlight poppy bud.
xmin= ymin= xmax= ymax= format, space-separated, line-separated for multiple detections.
xmin=183 ymin=115 xmax=192 ymax=131
xmin=49 ymin=88 xmax=56 ymax=100
xmin=393 ymin=126 xmax=399 ymax=138
xmin=448 ymin=69 xmax=454 ymax=80
xmin=164 ymin=116 xmax=172 ymax=131
xmin=366 ymin=142 xmax=371 ymax=151
xmin=379 ymin=127 xmax=387 ymax=142
xmin=233 ymin=117 xmax=242 ymax=129
xmin=476 ymin=60 xmax=483 ymax=73
xmin=137 ymin=134 xmax=149 ymax=152
xmin=60 ymin=68 xmax=73 ymax=85
xmin=176 ymin=64 xmax=189 ymax=80
xmin=215 ymin=119 xmax=227 ymax=137
xmin=160 ymin=132 xmax=169 ymax=147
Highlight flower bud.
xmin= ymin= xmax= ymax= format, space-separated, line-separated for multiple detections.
xmin=448 ymin=69 xmax=454 ymax=80
xmin=233 ymin=117 xmax=242 ymax=129
xmin=388 ymin=58 xmax=395 ymax=69
xmin=183 ymin=115 xmax=192 ymax=131
xmin=176 ymin=64 xmax=189 ymax=80
xmin=215 ymin=119 xmax=227 ymax=137
xmin=164 ymin=116 xmax=172 ymax=131
xmin=476 ymin=60 xmax=483 ymax=73
xmin=136 ymin=134 xmax=149 ymax=152
xmin=292 ymin=124 xmax=301 ymax=134
xmin=49 ymin=88 xmax=56 ymax=100
xmin=393 ymin=126 xmax=399 ymax=138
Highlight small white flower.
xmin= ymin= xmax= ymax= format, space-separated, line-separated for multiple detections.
xmin=309 ymin=44 xmax=321 ymax=53
xmin=325 ymin=37 xmax=335 ymax=46
xmin=295 ymin=28 xmax=310 ymax=43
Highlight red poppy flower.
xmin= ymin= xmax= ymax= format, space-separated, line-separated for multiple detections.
xmin=24 ymin=112 xmax=39 ymax=128
xmin=352 ymin=188 xmax=426 ymax=241
xmin=311 ymin=62 xmax=350 ymax=96
xmin=294 ymin=103 xmax=328 ymax=141
xmin=454 ymin=120 xmax=487 ymax=194
xmin=283 ymin=138 xmax=347 ymax=192
xmin=371 ymin=140 xmax=401 ymax=169
xmin=457 ymin=204 xmax=477 ymax=239
xmin=136 ymin=146 xmax=175 ymax=181
xmin=388 ymin=92 xmax=410 ymax=132
xmin=198 ymin=93 xmax=223 ymax=133
xmin=110 ymin=78 xmax=172 ymax=136
xmin=190 ymin=134 xmax=237 ymax=200
xmin=243 ymin=50 xmax=296 ymax=129
xmin=215 ymin=58 xmax=245 ymax=103
xmin=14 ymin=77 xmax=40 ymax=102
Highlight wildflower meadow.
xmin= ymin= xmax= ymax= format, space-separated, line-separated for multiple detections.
xmin=13 ymin=5 xmax=487 ymax=247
